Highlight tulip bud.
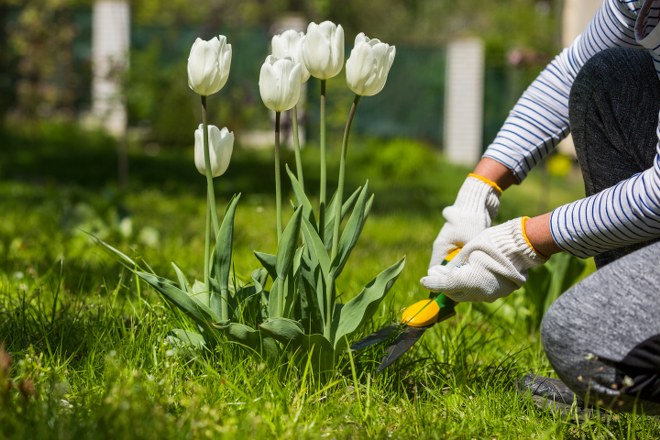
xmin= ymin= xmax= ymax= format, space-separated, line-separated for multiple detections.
xmin=302 ymin=21 xmax=344 ymax=80
xmin=271 ymin=29 xmax=311 ymax=83
xmin=346 ymin=33 xmax=396 ymax=97
xmin=187 ymin=36 xmax=232 ymax=96
xmin=194 ymin=124 xmax=234 ymax=177
xmin=259 ymin=55 xmax=303 ymax=112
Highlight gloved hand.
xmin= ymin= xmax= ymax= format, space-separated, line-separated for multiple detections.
xmin=421 ymin=217 xmax=547 ymax=302
xmin=429 ymin=174 xmax=502 ymax=268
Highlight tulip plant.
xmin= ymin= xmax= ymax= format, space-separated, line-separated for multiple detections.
xmin=99 ymin=24 xmax=401 ymax=371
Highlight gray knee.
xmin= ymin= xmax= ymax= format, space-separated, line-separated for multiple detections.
xmin=540 ymin=291 xmax=616 ymax=404
xmin=569 ymin=49 xmax=613 ymax=113
xmin=569 ymin=47 xmax=641 ymax=113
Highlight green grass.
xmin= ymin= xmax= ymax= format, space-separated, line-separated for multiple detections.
xmin=1 ymin=124 xmax=658 ymax=439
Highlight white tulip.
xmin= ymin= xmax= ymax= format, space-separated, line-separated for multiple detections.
xmin=259 ymin=55 xmax=303 ymax=112
xmin=194 ymin=124 xmax=234 ymax=177
xmin=302 ymin=21 xmax=344 ymax=80
xmin=346 ymin=33 xmax=396 ymax=96
xmin=187 ymin=36 xmax=232 ymax=96
xmin=271 ymin=29 xmax=310 ymax=83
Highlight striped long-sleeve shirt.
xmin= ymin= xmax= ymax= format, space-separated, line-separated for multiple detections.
xmin=483 ymin=0 xmax=660 ymax=258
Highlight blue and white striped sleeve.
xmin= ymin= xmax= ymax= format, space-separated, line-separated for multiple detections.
xmin=482 ymin=0 xmax=639 ymax=182
xmin=550 ymin=123 xmax=660 ymax=257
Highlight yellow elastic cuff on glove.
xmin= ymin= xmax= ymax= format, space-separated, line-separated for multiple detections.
xmin=467 ymin=173 xmax=503 ymax=194
xmin=521 ymin=216 xmax=546 ymax=259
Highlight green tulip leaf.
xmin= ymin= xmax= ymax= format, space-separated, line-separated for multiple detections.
xmin=330 ymin=257 xmax=406 ymax=349
xmin=287 ymin=165 xmax=317 ymax=227
xmin=170 ymin=328 xmax=206 ymax=349
xmin=298 ymin=254 xmax=325 ymax=334
xmin=284 ymin=247 xmax=304 ymax=318
xmin=212 ymin=193 xmax=241 ymax=292
xmin=190 ymin=279 xmax=211 ymax=309
xmin=137 ymin=271 xmax=220 ymax=324
xmin=254 ymin=251 xmax=277 ymax=280
xmin=324 ymin=185 xmax=362 ymax=246
xmin=268 ymin=277 xmax=281 ymax=318
xmin=259 ymin=317 xmax=305 ymax=346
xmin=214 ymin=322 xmax=265 ymax=353
xmin=332 ymin=184 xmax=373 ymax=277
xmin=300 ymin=334 xmax=335 ymax=373
xmin=251 ymin=268 xmax=268 ymax=291
xmin=232 ymin=284 xmax=263 ymax=325
xmin=93 ymin=235 xmax=138 ymax=268
xmin=301 ymin=215 xmax=332 ymax=278
xmin=275 ymin=206 xmax=303 ymax=280
xmin=171 ymin=262 xmax=191 ymax=293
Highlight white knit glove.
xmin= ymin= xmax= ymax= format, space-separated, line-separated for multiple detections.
xmin=429 ymin=174 xmax=501 ymax=268
xmin=421 ymin=217 xmax=547 ymax=302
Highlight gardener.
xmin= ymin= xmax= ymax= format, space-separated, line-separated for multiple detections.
xmin=421 ymin=0 xmax=660 ymax=415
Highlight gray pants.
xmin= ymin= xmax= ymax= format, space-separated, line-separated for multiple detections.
xmin=541 ymin=48 xmax=660 ymax=414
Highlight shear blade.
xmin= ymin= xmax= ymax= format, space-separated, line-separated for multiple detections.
xmin=377 ymin=326 xmax=430 ymax=372
xmin=350 ymin=325 xmax=398 ymax=351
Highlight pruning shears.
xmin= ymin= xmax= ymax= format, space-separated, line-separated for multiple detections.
xmin=350 ymin=248 xmax=460 ymax=372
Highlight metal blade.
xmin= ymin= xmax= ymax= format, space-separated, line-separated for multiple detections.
xmin=377 ymin=326 xmax=430 ymax=372
xmin=350 ymin=325 xmax=398 ymax=351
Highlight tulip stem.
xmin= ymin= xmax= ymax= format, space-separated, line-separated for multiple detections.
xmin=274 ymin=111 xmax=283 ymax=243
xmin=319 ymin=79 xmax=327 ymax=240
xmin=204 ymin=202 xmax=211 ymax=291
xmin=331 ymin=95 xmax=361 ymax=261
xmin=292 ymin=105 xmax=304 ymax=190
xmin=201 ymin=96 xmax=220 ymax=236
xmin=324 ymin=95 xmax=361 ymax=340
xmin=201 ymin=96 xmax=220 ymax=296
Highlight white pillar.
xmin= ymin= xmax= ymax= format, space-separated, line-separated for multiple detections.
xmin=558 ymin=0 xmax=601 ymax=156
xmin=443 ymin=38 xmax=484 ymax=166
xmin=92 ymin=0 xmax=130 ymax=137
xmin=562 ymin=0 xmax=602 ymax=46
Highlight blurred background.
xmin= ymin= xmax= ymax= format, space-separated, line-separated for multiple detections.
xmin=0 ymin=0 xmax=600 ymax=153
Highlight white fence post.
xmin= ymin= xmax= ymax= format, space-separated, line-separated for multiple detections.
xmin=558 ymin=0 xmax=602 ymax=156
xmin=91 ymin=0 xmax=130 ymax=137
xmin=443 ymin=38 xmax=484 ymax=166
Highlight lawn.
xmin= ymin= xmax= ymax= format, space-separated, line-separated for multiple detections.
xmin=1 ymin=123 xmax=658 ymax=439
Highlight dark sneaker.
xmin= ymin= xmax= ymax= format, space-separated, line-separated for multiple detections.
xmin=517 ymin=374 xmax=592 ymax=417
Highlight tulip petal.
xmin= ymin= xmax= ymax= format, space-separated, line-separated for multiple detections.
xmin=187 ymin=35 xmax=232 ymax=96
xmin=194 ymin=124 xmax=234 ymax=177
xmin=302 ymin=21 xmax=344 ymax=80
xmin=259 ymin=56 xmax=302 ymax=112
xmin=345 ymin=33 xmax=395 ymax=96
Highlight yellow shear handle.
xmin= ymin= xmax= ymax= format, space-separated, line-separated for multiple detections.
xmin=401 ymin=247 xmax=461 ymax=327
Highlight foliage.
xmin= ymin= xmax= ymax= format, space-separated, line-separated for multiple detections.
xmin=5 ymin=0 xmax=90 ymax=120
xmin=130 ymin=0 xmax=561 ymax=51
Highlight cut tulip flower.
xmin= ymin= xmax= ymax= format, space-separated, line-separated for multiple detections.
xmin=187 ymin=36 xmax=232 ymax=96
xmin=194 ymin=124 xmax=234 ymax=177
xmin=346 ymin=33 xmax=396 ymax=97
xmin=259 ymin=55 xmax=303 ymax=112
xmin=302 ymin=21 xmax=344 ymax=80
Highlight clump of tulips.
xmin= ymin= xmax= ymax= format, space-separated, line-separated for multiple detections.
xmin=101 ymin=21 xmax=401 ymax=371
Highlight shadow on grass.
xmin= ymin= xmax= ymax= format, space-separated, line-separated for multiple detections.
xmin=0 ymin=122 xmax=459 ymax=215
